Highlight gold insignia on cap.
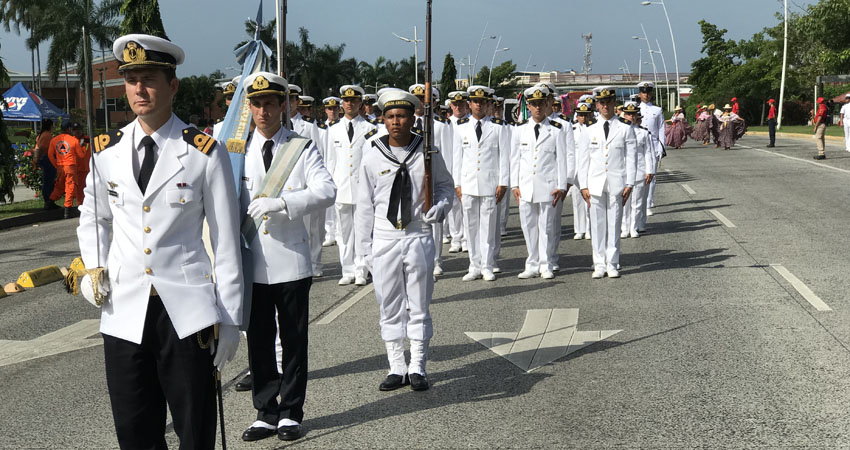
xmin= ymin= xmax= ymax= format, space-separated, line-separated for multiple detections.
xmin=453 ymin=94 xmax=462 ymax=101
xmin=252 ymin=75 xmax=270 ymax=90
xmin=344 ymin=88 xmax=356 ymax=97
xmin=475 ymin=89 xmax=484 ymax=97
xmin=532 ymin=89 xmax=544 ymax=99
xmin=123 ymin=41 xmax=146 ymax=64
xmin=413 ymin=86 xmax=425 ymax=96
xmin=326 ymin=99 xmax=338 ymax=107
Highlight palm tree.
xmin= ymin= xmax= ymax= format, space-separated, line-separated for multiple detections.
xmin=119 ymin=0 xmax=167 ymax=38
xmin=31 ymin=0 xmax=123 ymax=129
xmin=234 ymin=18 xmax=277 ymax=70
xmin=0 ymin=0 xmax=48 ymax=93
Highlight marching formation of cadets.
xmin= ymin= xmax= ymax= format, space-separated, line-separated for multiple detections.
xmin=74 ymin=33 xmax=668 ymax=448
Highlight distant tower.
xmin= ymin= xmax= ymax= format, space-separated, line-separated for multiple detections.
xmin=582 ymin=33 xmax=592 ymax=75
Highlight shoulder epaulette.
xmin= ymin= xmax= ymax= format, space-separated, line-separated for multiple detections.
xmin=491 ymin=118 xmax=504 ymax=125
xmin=618 ymin=117 xmax=632 ymax=125
xmin=365 ymin=128 xmax=379 ymax=139
xmin=457 ymin=117 xmax=470 ymax=125
xmin=378 ymin=118 xmax=385 ymax=124
xmin=303 ymin=116 xmax=315 ymax=124
xmin=93 ymin=129 xmax=123 ymax=153
xmin=639 ymin=125 xmax=648 ymax=131
xmin=317 ymin=122 xmax=328 ymax=130
xmin=550 ymin=120 xmax=562 ymax=129
xmin=515 ymin=119 xmax=527 ymax=126
xmin=559 ymin=113 xmax=571 ymax=123
xmin=182 ymin=127 xmax=217 ymax=155
xmin=411 ymin=127 xmax=423 ymax=135
xmin=434 ymin=115 xmax=448 ymax=124
xmin=367 ymin=117 xmax=378 ymax=125
xmin=328 ymin=119 xmax=341 ymax=127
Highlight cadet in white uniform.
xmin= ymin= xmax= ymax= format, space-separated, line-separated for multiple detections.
xmin=839 ymin=94 xmax=850 ymax=151
xmin=446 ymin=91 xmax=470 ymax=253
xmin=410 ymin=84 xmax=453 ymax=276
xmin=577 ymin=87 xmax=637 ymax=279
xmin=637 ymin=82 xmax=664 ymax=218
xmin=511 ymin=86 xmax=569 ymax=279
xmin=620 ymin=102 xmax=656 ymax=238
xmin=77 ymin=34 xmax=243 ymax=449
xmin=571 ymin=102 xmax=595 ymax=240
xmin=212 ymin=75 xmax=240 ymax=140
xmin=237 ymin=73 xmax=335 ymax=443
xmin=355 ymin=91 xmax=453 ymax=392
xmin=321 ymin=96 xmax=342 ymax=247
xmin=453 ymin=86 xmax=510 ymax=281
xmin=326 ymin=85 xmax=373 ymax=285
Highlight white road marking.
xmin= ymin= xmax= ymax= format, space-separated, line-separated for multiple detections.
xmin=664 ymin=168 xmax=672 ymax=173
xmin=466 ymin=309 xmax=621 ymax=373
xmin=316 ymin=285 xmax=375 ymax=325
xmin=771 ymin=264 xmax=832 ymax=312
xmin=0 ymin=320 xmax=102 ymax=368
xmin=709 ymin=209 xmax=737 ymax=228
xmin=681 ymin=184 xmax=696 ymax=195
xmin=740 ymin=145 xmax=850 ymax=176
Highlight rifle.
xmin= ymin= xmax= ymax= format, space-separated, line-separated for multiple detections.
xmin=423 ymin=0 xmax=434 ymax=210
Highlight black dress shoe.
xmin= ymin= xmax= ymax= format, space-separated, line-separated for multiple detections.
xmin=235 ymin=373 xmax=253 ymax=392
xmin=379 ymin=374 xmax=409 ymax=391
xmin=409 ymin=373 xmax=430 ymax=391
xmin=278 ymin=424 xmax=302 ymax=441
xmin=241 ymin=426 xmax=276 ymax=442
xmin=814 ymin=154 xmax=826 ymax=160
xmin=766 ymin=144 xmax=775 ymax=148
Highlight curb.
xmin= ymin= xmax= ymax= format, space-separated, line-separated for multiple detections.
xmin=747 ymin=131 xmax=844 ymax=142
xmin=0 ymin=208 xmax=65 ymax=231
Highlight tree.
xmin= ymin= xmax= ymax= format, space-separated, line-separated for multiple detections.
xmin=0 ymin=0 xmax=49 ymax=94
xmin=172 ymin=73 xmax=219 ymax=123
xmin=475 ymin=60 xmax=518 ymax=98
xmin=119 ymin=0 xmax=167 ymax=38
xmin=0 ymin=40 xmax=14 ymax=203
xmin=235 ymin=18 xmax=277 ymax=70
xmin=439 ymin=53 xmax=457 ymax=99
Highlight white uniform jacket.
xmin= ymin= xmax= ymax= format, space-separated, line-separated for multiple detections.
xmin=292 ymin=113 xmax=325 ymax=160
xmin=325 ymin=115 xmax=375 ymax=204
xmin=577 ymin=116 xmax=638 ymax=197
xmin=77 ymin=115 xmax=243 ymax=344
xmin=452 ymin=116 xmax=510 ymax=196
xmin=415 ymin=114 xmax=455 ymax=179
xmin=240 ymin=127 xmax=336 ymax=284
xmin=634 ymin=125 xmax=657 ymax=178
xmin=639 ymin=102 xmax=665 ymax=160
xmin=571 ymin=121 xmax=593 ymax=189
xmin=355 ymin=136 xmax=454 ymax=257
xmin=510 ymin=118 xmax=569 ymax=203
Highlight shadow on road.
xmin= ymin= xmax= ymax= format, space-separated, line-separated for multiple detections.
xmin=622 ymin=248 xmax=732 ymax=274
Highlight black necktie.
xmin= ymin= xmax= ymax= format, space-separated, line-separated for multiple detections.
xmin=347 ymin=121 xmax=354 ymax=142
xmin=137 ymin=136 xmax=156 ymax=194
xmin=534 ymin=123 xmax=540 ymax=140
xmin=415 ymin=118 xmax=423 ymax=130
xmin=604 ymin=121 xmax=610 ymax=140
xmin=262 ymin=140 xmax=274 ymax=172
xmin=381 ymin=136 xmax=419 ymax=230
xmin=475 ymin=121 xmax=482 ymax=141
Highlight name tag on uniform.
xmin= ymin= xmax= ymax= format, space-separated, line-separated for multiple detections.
xmin=176 ymin=182 xmax=189 ymax=188
xmin=242 ymin=176 xmax=250 ymax=182
xmin=107 ymin=189 xmax=118 ymax=197
xmin=521 ymin=143 xmax=529 ymax=147
xmin=379 ymin=169 xmax=391 ymax=176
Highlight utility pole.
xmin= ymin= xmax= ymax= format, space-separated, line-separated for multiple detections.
xmin=582 ymin=33 xmax=592 ymax=75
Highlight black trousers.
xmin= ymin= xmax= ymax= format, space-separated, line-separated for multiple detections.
xmin=37 ymin=155 xmax=56 ymax=201
xmin=768 ymin=118 xmax=777 ymax=146
xmin=103 ymin=296 xmax=216 ymax=450
xmin=247 ymin=278 xmax=311 ymax=425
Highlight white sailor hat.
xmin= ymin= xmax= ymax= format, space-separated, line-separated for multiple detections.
xmin=378 ymin=90 xmax=421 ymax=112
xmin=595 ymin=86 xmax=616 ymax=100
xmin=575 ymin=102 xmax=594 ymax=114
xmin=222 ymin=81 xmax=237 ymax=96
xmin=298 ymin=96 xmax=314 ymax=106
xmin=243 ymin=72 xmax=288 ymax=98
xmin=288 ymin=84 xmax=302 ymax=95
xmin=323 ymin=96 xmax=342 ymax=107
xmin=377 ymin=87 xmax=403 ymax=98
xmin=113 ymin=34 xmax=185 ymax=71
xmin=622 ymin=101 xmax=641 ymax=115
xmin=467 ymin=85 xmax=490 ymax=100
xmin=444 ymin=99 xmax=451 ymax=107
xmin=448 ymin=91 xmax=469 ymax=103
xmin=637 ymin=81 xmax=655 ymax=90
xmin=524 ymin=85 xmax=550 ymax=101
xmin=339 ymin=85 xmax=365 ymax=99
xmin=408 ymin=84 xmax=440 ymax=100
xmin=363 ymin=93 xmax=378 ymax=103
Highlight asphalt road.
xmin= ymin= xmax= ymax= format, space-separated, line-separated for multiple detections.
xmin=2 ymin=132 xmax=850 ymax=449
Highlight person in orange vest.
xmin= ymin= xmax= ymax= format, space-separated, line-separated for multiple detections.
xmin=48 ymin=122 xmax=86 ymax=218
xmin=71 ymin=122 xmax=91 ymax=203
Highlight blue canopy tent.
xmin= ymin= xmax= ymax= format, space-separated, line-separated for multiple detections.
xmin=1 ymin=82 xmax=70 ymax=123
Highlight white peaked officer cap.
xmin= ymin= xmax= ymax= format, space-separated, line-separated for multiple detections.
xmin=378 ymin=90 xmax=421 ymax=113
xmin=323 ymin=96 xmax=342 ymax=107
xmin=113 ymin=34 xmax=185 ymax=71
xmin=243 ymin=72 xmax=288 ymax=98
xmin=467 ymin=85 xmax=490 ymax=100
xmin=298 ymin=96 xmax=314 ymax=106
xmin=232 ymin=75 xmax=242 ymax=85
xmin=363 ymin=93 xmax=378 ymax=103
xmin=637 ymin=81 xmax=655 ymax=90
xmin=408 ymin=84 xmax=440 ymax=100
xmin=340 ymin=85 xmax=365 ymax=98
xmin=288 ymin=84 xmax=302 ymax=94
xmin=524 ymin=85 xmax=551 ymax=100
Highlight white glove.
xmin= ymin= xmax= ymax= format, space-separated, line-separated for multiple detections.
xmin=80 ymin=273 xmax=110 ymax=307
xmin=211 ymin=324 xmax=240 ymax=372
xmin=247 ymin=197 xmax=286 ymax=220
xmin=423 ymin=204 xmax=446 ymax=224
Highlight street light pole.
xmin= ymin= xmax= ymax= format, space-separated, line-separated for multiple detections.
xmin=652 ymin=39 xmax=671 ymax=110
xmin=642 ymin=1 xmax=680 ymax=103
xmin=778 ymin=0 xmax=788 ymax=129
xmin=470 ymin=22 xmax=491 ymax=81
xmin=636 ymin=23 xmax=659 ymax=107
xmin=488 ymin=36 xmax=509 ymax=88
xmin=393 ymin=27 xmax=423 ymax=85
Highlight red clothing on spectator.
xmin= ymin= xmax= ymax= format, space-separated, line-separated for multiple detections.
xmin=768 ymin=105 xmax=776 ymax=120
xmin=732 ymin=102 xmax=740 ymax=115
xmin=815 ymin=103 xmax=828 ymax=124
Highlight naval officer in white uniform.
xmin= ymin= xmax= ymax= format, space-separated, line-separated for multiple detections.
xmin=620 ymin=102 xmax=656 ymax=239
xmin=77 ymin=33 xmax=243 ymax=449
xmin=637 ymin=81 xmax=664 ymax=219
xmin=577 ymin=87 xmax=638 ymax=279
xmin=571 ymin=102 xmax=595 ymax=240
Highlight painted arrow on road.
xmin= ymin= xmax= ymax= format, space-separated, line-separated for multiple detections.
xmin=466 ymin=309 xmax=621 ymax=373
xmin=0 ymin=320 xmax=102 ymax=368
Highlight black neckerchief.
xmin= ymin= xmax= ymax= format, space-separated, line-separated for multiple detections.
xmin=373 ymin=133 xmax=422 ymax=229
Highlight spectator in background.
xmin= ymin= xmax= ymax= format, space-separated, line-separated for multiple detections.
xmin=188 ymin=114 xmax=199 ymax=128
xmin=34 ymin=119 xmax=58 ymax=210
xmin=766 ymin=99 xmax=777 ymax=148
xmin=731 ymin=97 xmax=740 ymax=115
xmin=48 ymin=122 xmax=85 ymax=218
xmin=813 ymin=97 xmax=828 ymax=160
xmin=838 ymin=93 xmax=850 ymax=152
xmin=71 ymin=122 xmax=91 ymax=197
